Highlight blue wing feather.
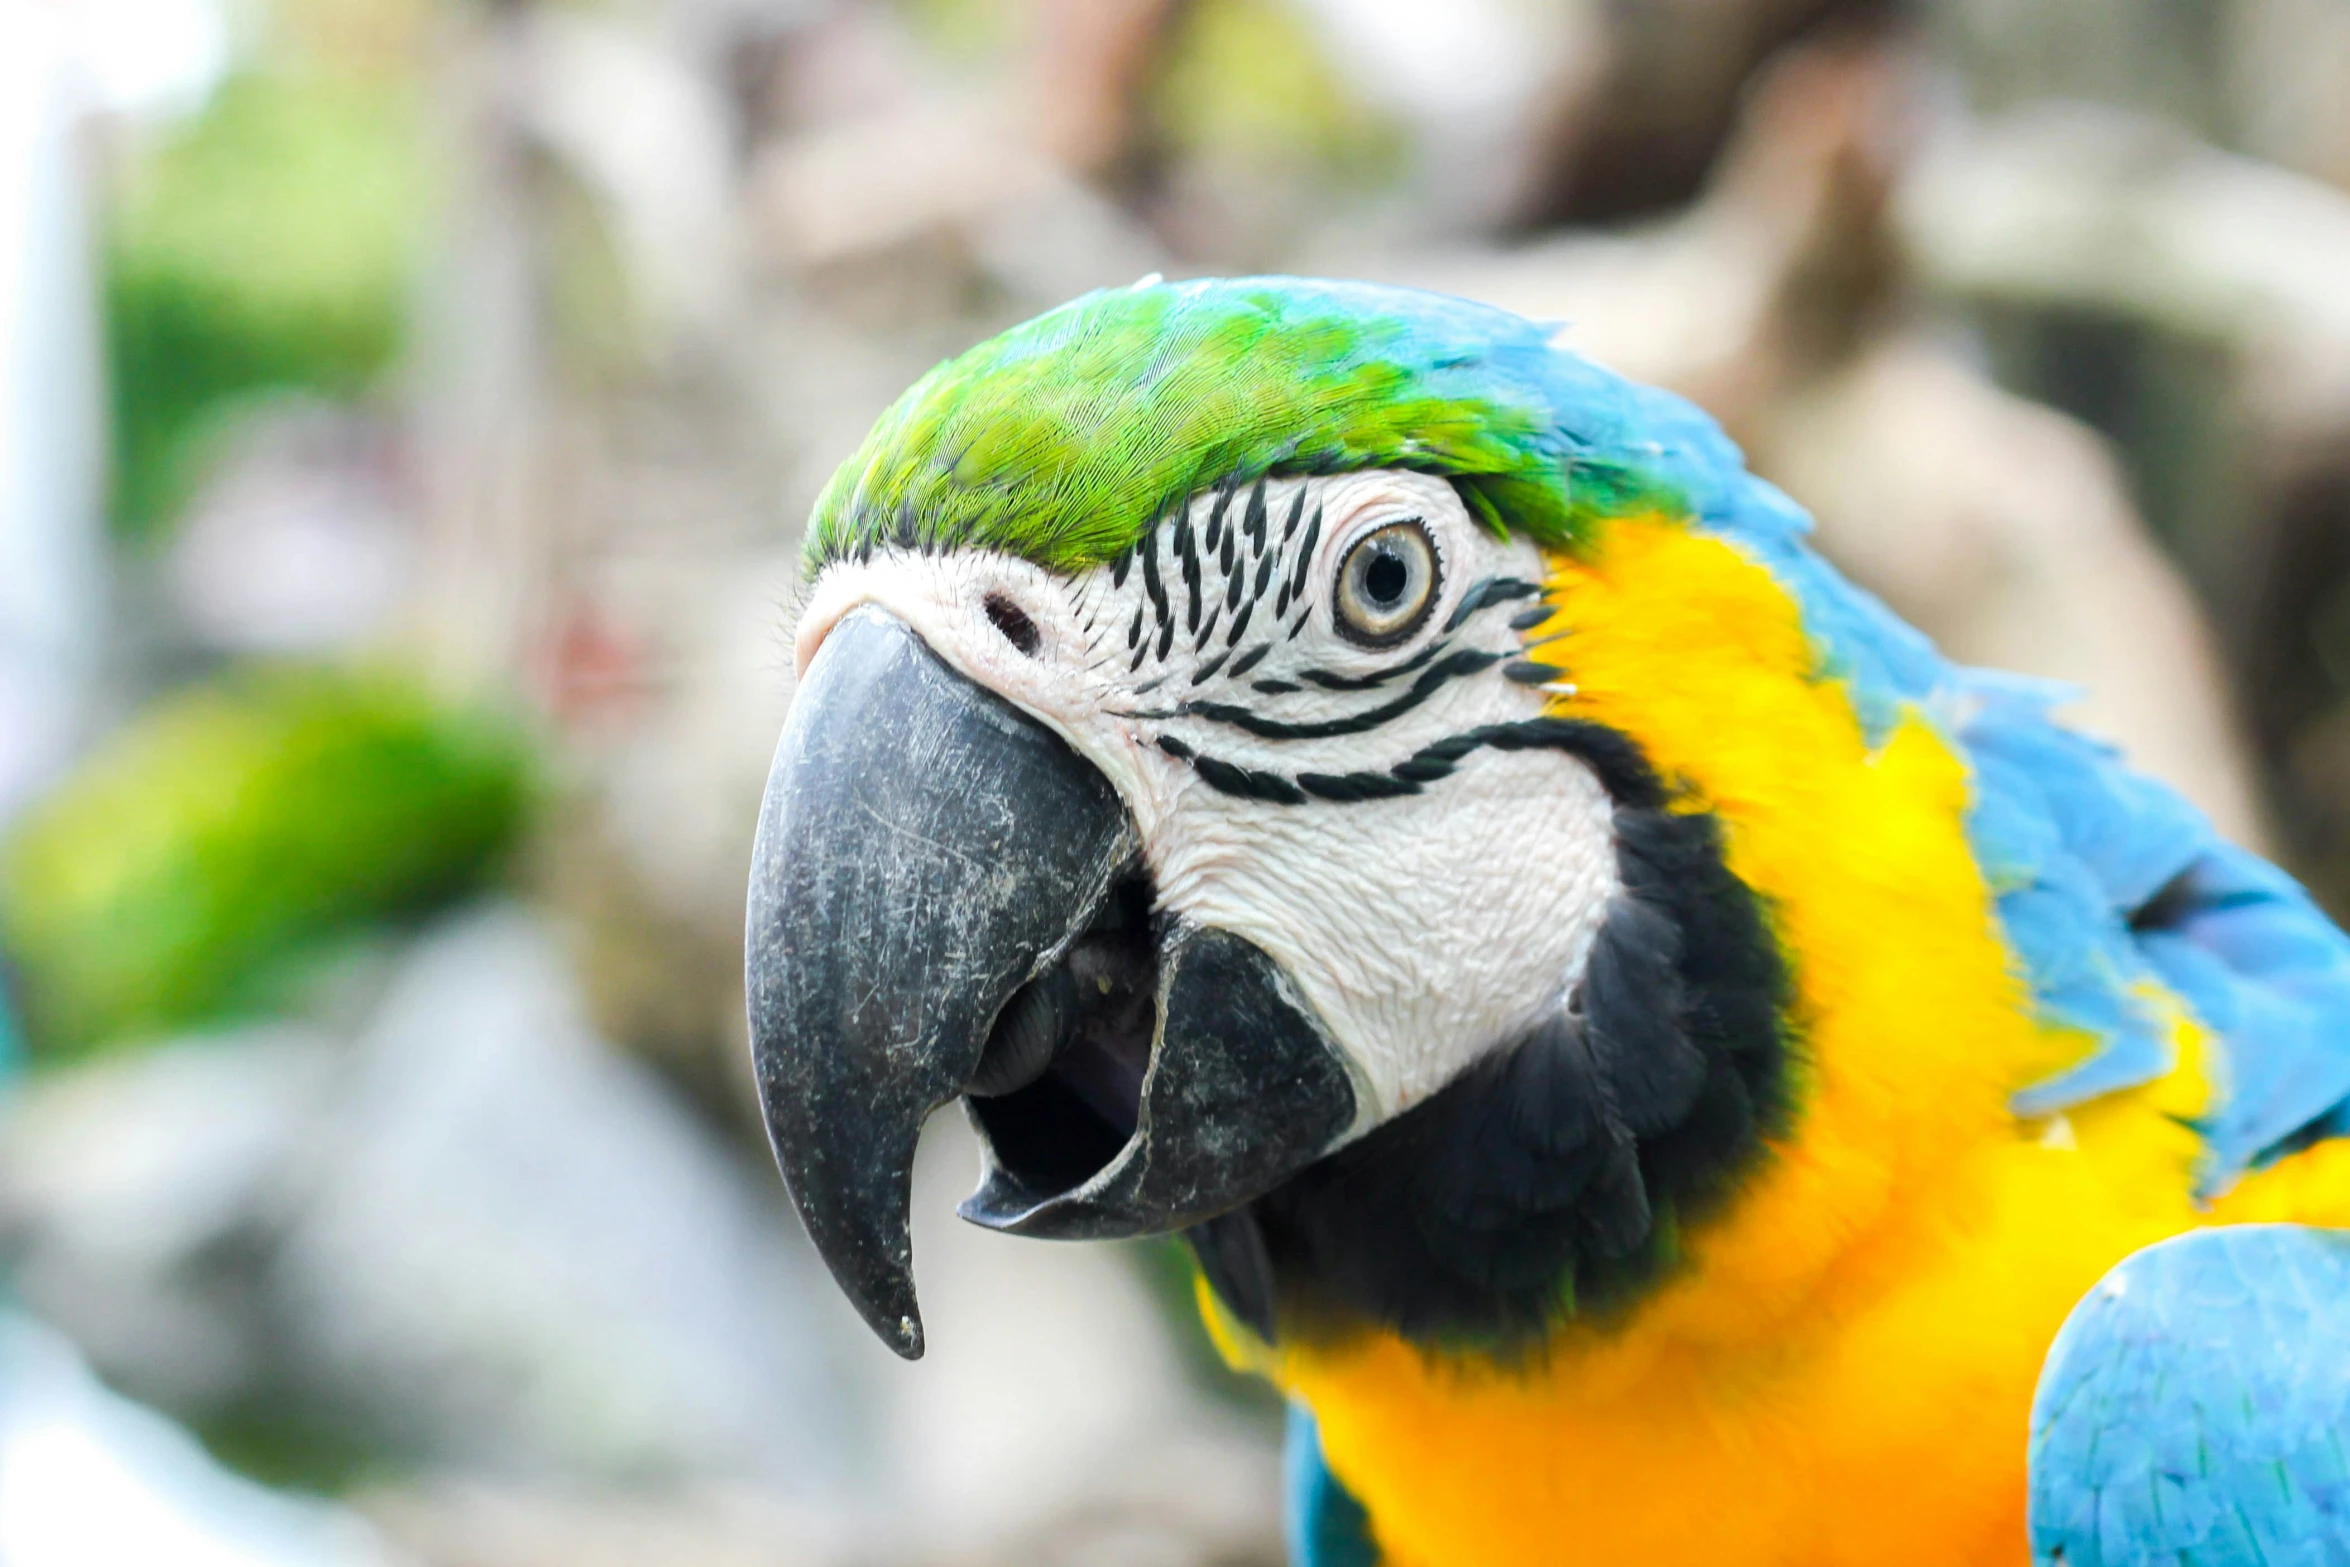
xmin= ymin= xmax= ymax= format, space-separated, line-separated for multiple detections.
xmin=1948 ymin=681 xmax=2350 ymax=1187
xmin=2030 ymin=1226 xmax=2350 ymax=1565
xmin=1286 ymin=1404 xmax=1380 ymax=1567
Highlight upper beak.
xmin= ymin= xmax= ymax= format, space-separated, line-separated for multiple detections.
xmin=746 ymin=607 xmax=1357 ymax=1357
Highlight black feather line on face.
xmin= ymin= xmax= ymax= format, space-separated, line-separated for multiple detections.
xmin=1183 ymin=537 xmax=1204 ymax=635
xmin=1243 ymin=479 xmax=1269 ymax=564
xmin=1191 ymin=649 xmax=1231 ymax=685
xmin=1189 ymin=756 xmax=1791 ymax=1356
xmin=1444 ymin=576 xmax=1540 ymax=633
xmin=1203 ymin=480 xmax=1235 ymax=556
xmin=1192 ymin=752 xmax=1307 ymax=804
xmin=1295 ymin=769 xmax=1420 ymax=801
xmin=1224 ymin=600 xmax=1255 ymax=648
xmin=1154 ymin=715 xmax=1660 ymax=814
xmin=1228 ymin=644 xmax=1271 ymax=679
xmin=1142 ymin=524 xmax=1169 ymax=631
xmin=1265 ymin=487 xmax=1294 ymax=555
xmin=1300 ymin=639 xmax=1451 ymax=692
xmin=1289 ymin=505 xmax=1323 ymax=601
xmin=1186 ymin=648 xmax=1505 ymax=741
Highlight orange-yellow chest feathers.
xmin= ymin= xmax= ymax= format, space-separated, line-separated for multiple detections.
xmin=1221 ymin=516 xmax=2263 ymax=1567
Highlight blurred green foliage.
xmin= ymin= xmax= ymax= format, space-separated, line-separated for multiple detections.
xmin=105 ymin=72 xmax=430 ymax=540
xmin=895 ymin=0 xmax=1023 ymax=67
xmin=1155 ymin=0 xmax=1404 ymax=185
xmin=194 ymin=1395 xmax=400 ymax=1499
xmin=0 ymin=667 xmax=532 ymax=1058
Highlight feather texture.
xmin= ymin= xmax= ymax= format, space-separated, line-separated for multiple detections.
xmin=2030 ymin=1225 xmax=2350 ymax=1564
xmin=809 ymin=273 xmax=2350 ymax=1198
xmin=803 ymin=277 xmax=1679 ymax=571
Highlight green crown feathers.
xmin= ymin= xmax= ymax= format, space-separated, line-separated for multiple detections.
xmin=802 ymin=276 xmax=1678 ymax=574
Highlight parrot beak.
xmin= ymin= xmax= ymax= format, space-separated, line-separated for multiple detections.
xmin=747 ymin=608 xmax=1358 ymax=1358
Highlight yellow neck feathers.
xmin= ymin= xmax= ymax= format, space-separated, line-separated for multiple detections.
xmin=1212 ymin=515 xmax=2250 ymax=1567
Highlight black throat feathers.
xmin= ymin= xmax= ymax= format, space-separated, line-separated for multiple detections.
xmin=1186 ymin=730 xmax=1794 ymax=1355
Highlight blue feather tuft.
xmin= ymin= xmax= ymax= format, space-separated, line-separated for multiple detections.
xmin=2030 ymin=1226 xmax=2350 ymax=1564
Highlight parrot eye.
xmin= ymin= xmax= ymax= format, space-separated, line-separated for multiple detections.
xmin=1333 ymin=519 xmax=1438 ymax=647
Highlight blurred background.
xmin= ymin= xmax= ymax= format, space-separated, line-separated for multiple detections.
xmin=3 ymin=0 xmax=2350 ymax=1560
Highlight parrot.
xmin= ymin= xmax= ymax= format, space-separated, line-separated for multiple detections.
xmin=741 ymin=275 xmax=2350 ymax=1566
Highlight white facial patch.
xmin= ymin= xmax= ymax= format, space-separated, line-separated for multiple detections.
xmin=796 ymin=469 xmax=1622 ymax=1131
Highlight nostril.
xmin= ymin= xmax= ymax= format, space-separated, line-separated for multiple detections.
xmin=984 ymin=593 xmax=1042 ymax=657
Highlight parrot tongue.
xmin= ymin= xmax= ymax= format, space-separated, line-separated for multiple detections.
xmin=956 ymin=912 xmax=1358 ymax=1243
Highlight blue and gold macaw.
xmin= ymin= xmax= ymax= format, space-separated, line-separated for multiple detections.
xmin=742 ymin=276 xmax=2350 ymax=1565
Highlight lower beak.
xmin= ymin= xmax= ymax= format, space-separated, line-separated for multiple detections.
xmin=746 ymin=608 xmax=1357 ymax=1358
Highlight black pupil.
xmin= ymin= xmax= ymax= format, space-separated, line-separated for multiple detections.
xmin=1364 ymin=549 xmax=1409 ymax=606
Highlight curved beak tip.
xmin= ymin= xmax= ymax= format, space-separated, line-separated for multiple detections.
xmin=745 ymin=607 xmax=1136 ymax=1357
xmin=747 ymin=608 xmax=1358 ymax=1348
xmin=890 ymin=1315 xmax=925 ymax=1359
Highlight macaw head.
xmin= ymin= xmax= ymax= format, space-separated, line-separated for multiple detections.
xmin=748 ymin=276 xmax=1796 ymax=1360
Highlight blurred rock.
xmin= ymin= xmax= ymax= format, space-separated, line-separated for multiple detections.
xmin=861 ymin=1113 xmax=1276 ymax=1559
xmin=0 ymin=905 xmax=867 ymax=1494
xmin=0 ymin=1310 xmax=395 ymax=1567
xmin=361 ymin=1434 xmax=1282 ymax=1567
xmin=361 ymin=1481 xmax=846 ymax=1567
xmin=0 ymin=1024 xmax=339 ymax=1413
xmin=269 ymin=905 xmax=863 ymax=1492
xmin=0 ymin=901 xmax=1282 ymax=1562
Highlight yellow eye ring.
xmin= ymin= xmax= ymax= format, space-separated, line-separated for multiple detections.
xmin=1333 ymin=519 xmax=1439 ymax=647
